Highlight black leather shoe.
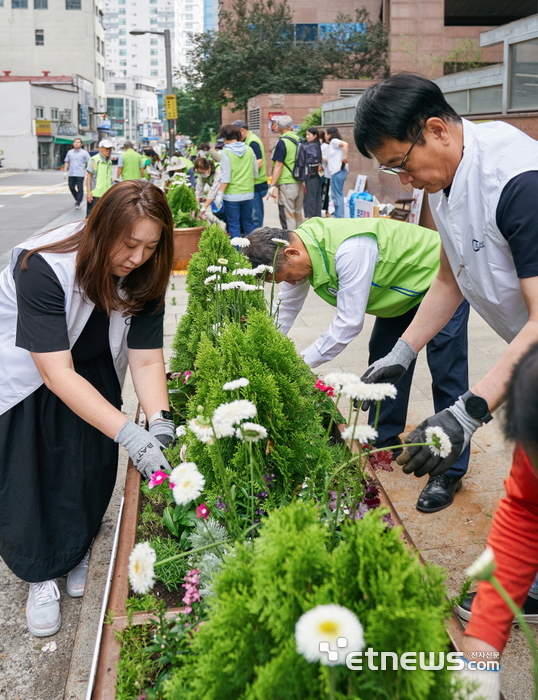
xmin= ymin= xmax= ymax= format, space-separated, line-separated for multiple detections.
xmin=456 ymin=591 xmax=538 ymax=623
xmin=416 ymin=474 xmax=463 ymax=513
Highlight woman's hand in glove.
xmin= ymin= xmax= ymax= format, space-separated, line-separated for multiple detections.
xmin=115 ymin=419 xmax=170 ymax=480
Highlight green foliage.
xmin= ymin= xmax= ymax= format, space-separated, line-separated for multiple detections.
xmin=169 ymin=224 xmax=265 ymax=372
xmin=116 ymin=622 xmax=160 ymax=700
xmin=126 ymin=593 xmax=160 ymax=617
xmin=166 ymin=182 xmax=202 ymax=228
xmin=174 ymin=88 xmax=221 ymax=142
xmin=297 ymin=107 xmax=322 ymax=138
xmin=150 ymin=535 xmax=190 ymax=592
xmin=183 ymin=0 xmax=387 ymax=111
xmin=164 ymin=504 xmax=454 ymax=700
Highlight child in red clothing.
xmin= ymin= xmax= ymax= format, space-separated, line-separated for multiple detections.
xmin=458 ymin=342 xmax=538 ymax=687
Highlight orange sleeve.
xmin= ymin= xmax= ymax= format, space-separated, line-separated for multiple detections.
xmin=465 ymin=445 xmax=538 ymax=651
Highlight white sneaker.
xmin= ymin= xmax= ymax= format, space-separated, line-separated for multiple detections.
xmin=66 ymin=545 xmax=92 ymax=598
xmin=75 ymin=203 xmax=81 ymax=210
xmin=26 ymin=580 xmax=61 ymax=637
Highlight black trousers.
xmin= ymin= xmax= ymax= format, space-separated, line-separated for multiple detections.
xmin=368 ymin=299 xmax=471 ymax=479
xmin=86 ymin=196 xmax=100 ymax=217
xmin=68 ymin=176 xmax=84 ymax=205
xmin=303 ymin=176 xmax=322 ymax=218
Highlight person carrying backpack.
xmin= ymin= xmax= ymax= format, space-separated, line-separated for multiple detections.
xmin=268 ymin=115 xmax=304 ymax=230
xmin=302 ymin=128 xmax=323 ymax=218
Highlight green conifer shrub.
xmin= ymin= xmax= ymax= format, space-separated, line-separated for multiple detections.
xmin=163 ymin=503 xmax=455 ymax=700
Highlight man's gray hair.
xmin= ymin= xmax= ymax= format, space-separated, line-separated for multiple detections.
xmin=274 ymin=115 xmax=293 ymax=130
xmin=245 ymin=227 xmax=292 ymax=272
xmin=124 ymin=140 xmax=134 ymax=149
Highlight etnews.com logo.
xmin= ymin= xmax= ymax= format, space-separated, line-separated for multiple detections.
xmin=320 ymin=638 xmax=500 ymax=671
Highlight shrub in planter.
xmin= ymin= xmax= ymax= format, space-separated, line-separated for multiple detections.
xmin=166 ymin=176 xmax=204 ymax=228
xmin=163 ymin=503 xmax=457 ymax=700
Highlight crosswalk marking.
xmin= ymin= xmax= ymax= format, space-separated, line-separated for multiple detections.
xmin=0 ymin=184 xmax=70 ymax=196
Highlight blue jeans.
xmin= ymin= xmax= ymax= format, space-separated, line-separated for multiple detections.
xmin=252 ymin=189 xmax=265 ymax=229
xmin=330 ymin=168 xmax=348 ymax=218
xmin=368 ymin=299 xmax=471 ymax=479
xmin=223 ymin=199 xmax=255 ymax=238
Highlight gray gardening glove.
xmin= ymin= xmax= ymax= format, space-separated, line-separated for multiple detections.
xmin=148 ymin=418 xmax=176 ymax=448
xmin=397 ymin=397 xmax=482 ymax=478
xmin=115 ymin=419 xmax=170 ymax=480
xmin=359 ymin=338 xmax=417 ymax=411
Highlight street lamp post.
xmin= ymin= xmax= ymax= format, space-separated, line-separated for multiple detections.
xmin=130 ymin=28 xmax=175 ymax=158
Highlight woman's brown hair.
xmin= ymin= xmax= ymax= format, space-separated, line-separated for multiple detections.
xmin=194 ymin=157 xmax=216 ymax=176
xmin=22 ymin=180 xmax=174 ymax=315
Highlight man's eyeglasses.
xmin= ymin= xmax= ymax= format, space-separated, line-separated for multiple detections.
xmin=378 ymin=125 xmax=425 ymax=175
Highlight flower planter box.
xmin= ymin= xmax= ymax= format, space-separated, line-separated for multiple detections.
xmin=89 ymin=413 xmax=472 ymax=700
xmin=173 ymin=226 xmax=205 ymax=272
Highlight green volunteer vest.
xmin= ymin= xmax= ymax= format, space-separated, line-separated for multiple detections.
xmin=89 ymin=153 xmax=112 ymax=197
xmin=224 ymin=147 xmax=255 ymax=195
xmin=180 ymin=156 xmax=193 ymax=172
xmin=245 ymin=131 xmax=267 ymax=186
xmin=294 ymin=217 xmax=441 ymax=318
xmin=121 ymin=149 xmax=142 ymax=180
xmin=200 ymin=164 xmax=221 ymax=188
xmin=273 ymin=132 xmax=299 ymax=185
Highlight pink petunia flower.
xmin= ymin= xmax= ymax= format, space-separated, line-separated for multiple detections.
xmin=196 ymin=502 xmax=210 ymax=520
xmin=148 ymin=470 xmax=169 ymax=489
xmin=183 ymin=371 xmax=192 ymax=384
xmin=315 ymin=379 xmax=335 ymax=397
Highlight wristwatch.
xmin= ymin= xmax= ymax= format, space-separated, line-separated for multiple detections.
xmin=148 ymin=410 xmax=174 ymax=423
xmin=461 ymin=391 xmax=493 ymax=423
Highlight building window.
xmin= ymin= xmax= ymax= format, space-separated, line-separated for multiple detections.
xmin=150 ymin=17 xmax=157 ymax=23
xmin=119 ymin=39 xmax=126 ymax=45
xmin=119 ymin=0 xmax=125 ymax=3
xmin=445 ymin=0 xmax=537 ymax=27
xmin=150 ymin=7 xmax=157 ymax=12
xmin=35 ymin=29 xmax=44 ymax=45
xmin=50 ymin=107 xmax=59 ymax=120
xmin=65 ymin=0 xmax=81 ymax=8
xmin=150 ymin=0 xmax=157 ymax=3
xmin=119 ymin=29 xmax=125 ymax=34
xmin=119 ymin=49 xmax=126 ymax=55
xmin=34 ymin=0 xmax=48 ymax=7
xmin=151 ymin=59 xmax=158 ymax=65
xmin=150 ymin=38 xmax=158 ymax=44
xmin=35 ymin=106 xmax=44 ymax=118
xmin=185 ymin=22 xmax=192 ymax=28
xmin=510 ymin=38 xmax=538 ymax=110
xmin=151 ymin=70 xmax=158 ymax=76
xmin=118 ymin=18 xmax=125 ymax=24
xmin=119 ymin=59 xmax=126 ymax=66
xmin=119 ymin=7 xmax=125 ymax=12
xmin=185 ymin=13 xmax=192 ymax=19
xmin=444 ymin=90 xmax=468 ymax=114
xmin=13 ymin=0 xmax=28 ymax=7
xmin=470 ymin=85 xmax=502 ymax=114
xmin=150 ymin=49 xmax=158 ymax=55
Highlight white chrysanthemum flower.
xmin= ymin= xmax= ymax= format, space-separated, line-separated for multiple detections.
xmin=212 ymin=419 xmax=236 ymax=439
xmin=271 ymin=237 xmax=288 ymax=246
xmin=175 ymin=425 xmax=186 ymax=437
xmin=237 ymin=282 xmax=258 ymax=291
xmin=206 ymin=265 xmax=222 ymax=273
xmin=425 ymin=425 xmax=452 ymax=458
xmin=236 ymin=422 xmax=267 ymax=442
xmin=223 ymin=377 xmax=250 ymax=391
xmin=232 ymin=268 xmax=255 ymax=276
xmin=295 ymin=604 xmax=364 ymax=666
xmin=362 ymin=383 xmax=398 ymax=402
xmin=220 ymin=282 xmax=238 ymax=291
xmin=340 ymin=382 xmax=371 ymax=400
xmin=169 ymin=462 xmax=198 ymax=486
xmin=323 ymin=372 xmax=361 ymax=391
xmin=171 ymin=467 xmax=205 ymax=506
xmin=213 ymin=399 xmax=257 ymax=426
xmin=466 ymin=547 xmax=496 ymax=581
xmin=188 ymin=417 xmax=214 ymax=444
xmin=341 ymin=424 xmax=378 ymax=443
xmin=251 ymin=264 xmax=274 ymax=275
xmin=128 ymin=542 xmax=156 ymax=595
xmin=217 ymin=257 xmax=228 ymax=265
xmin=204 ymin=274 xmax=218 ymax=285
xmin=230 ymin=237 xmax=250 ymax=248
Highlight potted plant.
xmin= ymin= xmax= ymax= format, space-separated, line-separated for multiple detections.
xmin=166 ymin=173 xmax=206 ymax=271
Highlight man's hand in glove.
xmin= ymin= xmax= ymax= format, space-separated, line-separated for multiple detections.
xmin=359 ymin=338 xmax=417 ymax=411
xmin=148 ymin=417 xmax=176 ymax=448
xmin=396 ymin=397 xmax=482 ymax=477
xmin=115 ymin=419 xmax=171 ymax=480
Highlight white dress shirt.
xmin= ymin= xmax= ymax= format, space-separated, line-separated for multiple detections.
xmin=276 ymin=235 xmax=379 ymax=368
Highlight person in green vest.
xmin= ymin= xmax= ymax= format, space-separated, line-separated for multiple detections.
xmin=85 ymin=139 xmax=113 ymax=216
xmin=268 ymin=115 xmax=303 ymax=231
xmin=232 ymin=119 xmax=268 ymax=228
xmin=245 ymin=218 xmax=471 ymax=514
xmin=117 ymin=141 xmax=145 ymax=181
xmin=213 ymin=124 xmax=258 ymax=238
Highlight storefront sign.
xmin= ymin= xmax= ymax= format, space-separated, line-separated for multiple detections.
xmin=35 ymin=119 xmax=52 ymax=136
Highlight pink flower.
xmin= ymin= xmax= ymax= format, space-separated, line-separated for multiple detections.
xmin=148 ymin=470 xmax=169 ymax=489
xmin=315 ymin=379 xmax=335 ymax=397
xmin=196 ymin=502 xmax=210 ymax=520
xmin=170 ymin=372 xmax=182 ymax=379
xmin=183 ymin=371 xmax=192 ymax=384
xmin=182 ymin=568 xmax=201 ymax=614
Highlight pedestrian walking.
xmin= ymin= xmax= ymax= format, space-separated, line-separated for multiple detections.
xmin=0 ymin=180 xmax=175 ymax=637
xmin=319 ymin=129 xmax=331 ymax=215
xmin=214 ymin=124 xmax=258 ymax=238
xmin=268 ymin=115 xmax=304 ymax=230
xmin=117 ymin=141 xmax=145 ymax=181
xmin=302 ymin=128 xmax=323 ymax=219
xmin=246 ymin=219 xmax=470 ymax=513
xmin=85 ymin=139 xmax=113 ymax=217
xmin=233 ymin=119 xmax=269 ymax=228
xmin=354 ymin=73 xmax=538 ymax=669
xmin=325 ymin=127 xmax=349 ymax=218
xmin=63 ymin=138 xmax=90 ymax=210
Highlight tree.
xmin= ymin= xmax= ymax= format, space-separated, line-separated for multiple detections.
xmin=296 ymin=107 xmax=322 ymax=138
xmin=174 ymin=89 xmax=221 ymax=143
xmin=183 ymin=0 xmax=387 ymax=112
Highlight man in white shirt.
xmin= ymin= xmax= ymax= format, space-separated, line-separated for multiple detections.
xmin=245 ymin=218 xmax=470 ymax=513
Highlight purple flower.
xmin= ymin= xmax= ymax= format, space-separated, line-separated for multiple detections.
xmin=262 ymin=473 xmax=276 ymax=488
xmin=256 ymin=490 xmax=268 ymax=500
xmin=216 ymin=496 xmax=229 ymax=512
xmin=382 ymin=513 xmax=394 ymax=528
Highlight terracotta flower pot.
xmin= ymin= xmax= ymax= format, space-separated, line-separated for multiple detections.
xmin=173 ymin=226 xmax=205 ymax=271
